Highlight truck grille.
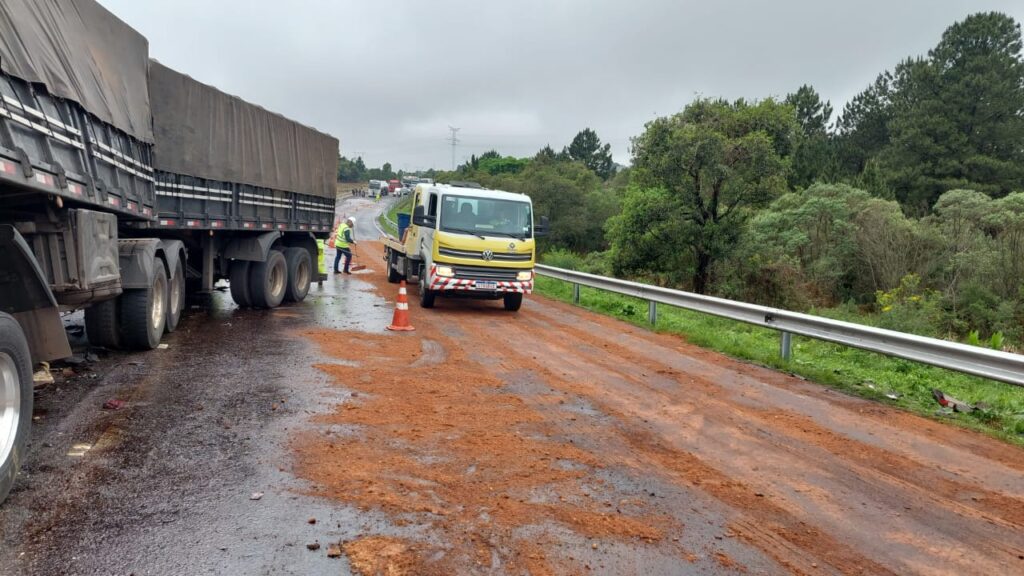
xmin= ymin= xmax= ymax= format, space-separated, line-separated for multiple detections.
xmin=452 ymin=265 xmax=522 ymax=281
xmin=439 ymin=247 xmax=532 ymax=262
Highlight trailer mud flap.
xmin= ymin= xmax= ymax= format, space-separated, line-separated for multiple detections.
xmin=0 ymin=225 xmax=72 ymax=362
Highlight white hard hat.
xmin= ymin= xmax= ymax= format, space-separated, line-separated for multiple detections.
xmin=346 ymin=216 xmax=355 ymax=224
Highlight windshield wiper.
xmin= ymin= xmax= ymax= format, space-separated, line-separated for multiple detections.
xmin=485 ymin=230 xmax=528 ymax=241
xmin=443 ymin=227 xmax=486 ymax=239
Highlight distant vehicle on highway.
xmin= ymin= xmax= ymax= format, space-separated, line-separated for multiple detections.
xmin=403 ymin=176 xmax=434 ymax=189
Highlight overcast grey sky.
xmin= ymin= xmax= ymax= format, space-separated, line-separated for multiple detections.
xmin=102 ymin=0 xmax=1024 ymax=171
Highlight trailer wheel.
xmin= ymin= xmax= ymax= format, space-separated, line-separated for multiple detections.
xmin=387 ymin=249 xmax=403 ymax=284
xmin=165 ymin=259 xmax=185 ymax=333
xmin=419 ymin=275 xmax=436 ymax=309
xmin=121 ymin=262 xmax=168 ymax=350
xmin=0 ymin=312 xmax=33 ymax=505
xmin=229 ymin=260 xmax=253 ymax=308
xmin=503 ymin=292 xmax=523 ymax=312
xmin=250 ymin=250 xmax=287 ymax=309
xmin=283 ymin=248 xmax=312 ymax=303
xmin=85 ymin=298 xmax=122 ymax=349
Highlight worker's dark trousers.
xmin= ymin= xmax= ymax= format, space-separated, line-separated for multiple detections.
xmin=334 ymin=248 xmax=352 ymax=273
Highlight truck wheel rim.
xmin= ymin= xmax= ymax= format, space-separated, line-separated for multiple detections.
xmin=271 ymin=261 xmax=286 ymax=296
xmin=0 ymin=352 xmax=20 ymax=467
xmin=170 ymin=273 xmax=182 ymax=315
xmin=151 ymin=276 xmax=166 ymax=330
xmin=296 ymin=260 xmax=310 ymax=291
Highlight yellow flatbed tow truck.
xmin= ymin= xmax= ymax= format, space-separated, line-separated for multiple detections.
xmin=381 ymin=183 xmax=547 ymax=311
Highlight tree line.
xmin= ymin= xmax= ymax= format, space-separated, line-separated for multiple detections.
xmin=429 ymin=12 xmax=1024 ymax=347
xmin=337 ymin=156 xmax=401 ymax=182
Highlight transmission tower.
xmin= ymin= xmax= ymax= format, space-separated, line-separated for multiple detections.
xmin=447 ymin=126 xmax=461 ymax=170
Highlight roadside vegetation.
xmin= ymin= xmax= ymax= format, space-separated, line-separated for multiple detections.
xmin=383 ymin=13 xmax=1024 ymax=441
xmin=378 ymin=196 xmax=412 ymax=237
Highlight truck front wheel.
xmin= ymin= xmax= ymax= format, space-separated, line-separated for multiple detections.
xmin=121 ymin=262 xmax=169 ymax=350
xmin=387 ymin=249 xmax=403 ymax=284
xmin=419 ymin=276 xmax=436 ymax=309
xmin=503 ymin=292 xmax=523 ymax=312
xmin=0 ymin=312 xmax=33 ymax=505
xmin=250 ymin=250 xmax=287 ymax=309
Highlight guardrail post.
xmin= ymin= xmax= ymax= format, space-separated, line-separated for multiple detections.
xmin=572 ymin=283 xmax=580 ymax=305
xmin=780 ymin=331 xmax=792 ymax=361
xmin=648 ymin=301 xmax=657 ymax=325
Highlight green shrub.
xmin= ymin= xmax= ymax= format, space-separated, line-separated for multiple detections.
xmin=541 ymin=248 xmax=585 ymax=271
xmin=875 ymin=274 xmax=944 ymax=336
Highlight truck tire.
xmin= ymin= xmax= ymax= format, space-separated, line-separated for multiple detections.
xmin=249 ymin=250 xmax=287 ymax=309
xmin=121 ymin=262 xmax=168 ymax=350
xmin=503 ymin=292 xmax=523 ymax=312
xmin=85 ymin=298 xmax=122 ymax=349
xmin=283 ymin=247 xmax=312 ymax=303
xmin=0 ymin=312 xmax=33 ymax=505
xmin=387 ymin=249 xmax=403 ymax=284
xmin=419 ymin=276 xmax=436 ymax=309
xmin=166 ymin=259 xmax=185 ymax=333
xmin=229 ymin=260 xmax=252 ymax=308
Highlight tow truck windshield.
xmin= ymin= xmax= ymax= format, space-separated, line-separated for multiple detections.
xmin=439 ymin=195 xmax=533 ymax=239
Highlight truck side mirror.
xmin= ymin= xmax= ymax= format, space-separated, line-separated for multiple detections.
xmin=534 ymin=215 xmax=550 ymax=237
xmin=412 ymin=205 xmax=435 ymax=228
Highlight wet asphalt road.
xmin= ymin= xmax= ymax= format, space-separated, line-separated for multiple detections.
xmin=0 ymin=198 xmax=394 ymax=575
xmin=4 ymin=195 xmax=1022 ymax=575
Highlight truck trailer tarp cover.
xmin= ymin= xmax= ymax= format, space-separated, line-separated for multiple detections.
xmin=0 ymin=0 xmax=153 ymax=142
xmin=150 ymin=61 xmax=339 ymax=199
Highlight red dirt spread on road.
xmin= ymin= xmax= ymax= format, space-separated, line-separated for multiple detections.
xmin=297 ymin=323 xmax=667 ymax=574
xmin=343 ymin=536 xmax=421 ymax=576
xmin=294 ymin=241 xmax=1024 ymax=575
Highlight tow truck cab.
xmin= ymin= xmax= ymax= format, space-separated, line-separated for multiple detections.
xmin=403 ymin=184 xmax=540 ymax=311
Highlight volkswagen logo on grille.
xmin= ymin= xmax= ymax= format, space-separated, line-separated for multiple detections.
xmin=508 ymin=242 xmax=516 ymax=250
xmin=482 ymin=249 xmax=494 ymax=261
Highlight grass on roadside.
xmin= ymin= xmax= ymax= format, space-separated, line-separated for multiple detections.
xmin=534 ymin=276 xmax=1024 ymax=445
xmin=378 ymin=196 xmax=413 ymax=237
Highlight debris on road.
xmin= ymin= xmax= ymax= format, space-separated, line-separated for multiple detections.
xmin=102 ymin=399 xmax=125 ymax=410
xmin=306 ymin=542 xmax=320 ymax=551
xmin=307 ymin=517 xmax=316 ymax=524
xmin=32 ymin=362 xmax=53 ymax=387
xmin=249 ymin=492 xmax=264 ymax=501
xmin=326 ymin=543 xmax=342 ymax=558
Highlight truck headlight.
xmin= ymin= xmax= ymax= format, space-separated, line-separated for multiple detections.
xmin=435 ymin=265 xmax=455 ymax=278
xmin=516 ymin=270 xmax=534 ymax=281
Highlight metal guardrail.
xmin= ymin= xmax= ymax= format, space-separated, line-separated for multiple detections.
xmin=535 ymin=265 xmax=1024 ymax=387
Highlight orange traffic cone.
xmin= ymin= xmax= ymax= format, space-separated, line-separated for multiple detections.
xmin=386 ymin=280 xmax=416 ymax=331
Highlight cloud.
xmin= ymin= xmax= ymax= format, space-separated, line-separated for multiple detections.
xmin=101 ymin=0 xmax=1024 ymax=169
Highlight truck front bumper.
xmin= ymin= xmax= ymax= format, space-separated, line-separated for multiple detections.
xmin=427 ymin=264 xmax=533 ymax=294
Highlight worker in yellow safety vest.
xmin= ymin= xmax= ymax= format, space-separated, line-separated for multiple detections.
xmin=333 ymin=217 xmax=357 ymax=274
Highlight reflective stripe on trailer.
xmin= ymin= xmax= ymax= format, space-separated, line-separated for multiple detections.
xmin=2 ymin=156 xmax=102 ymax=201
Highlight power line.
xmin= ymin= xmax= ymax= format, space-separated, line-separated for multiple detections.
xmin=447 ymin=126 xmax=461 ymax=170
